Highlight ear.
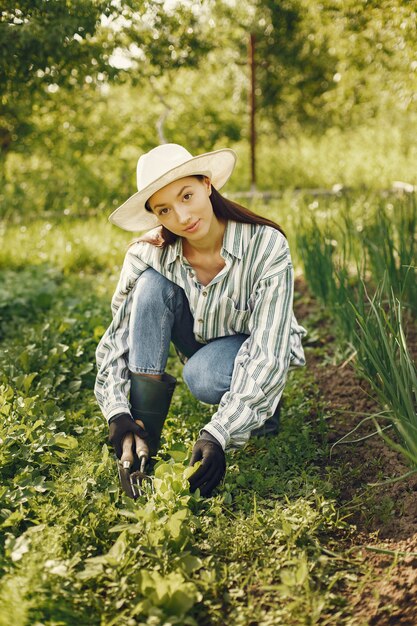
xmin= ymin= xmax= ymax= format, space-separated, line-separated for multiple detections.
xmin=203 ymin=176 xmax=212 ymax=195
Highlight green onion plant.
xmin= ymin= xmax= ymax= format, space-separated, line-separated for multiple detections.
xmin=361 ymin=194 xmax=417 ymax=315
xmin=296 ymin=195 xmax=417 ymax=473
xmin=348 ymin=277 xmax=417 ymax=469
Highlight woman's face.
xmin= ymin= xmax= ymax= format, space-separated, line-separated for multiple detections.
xmin=147 ymin=176 xmax=216 ymax=241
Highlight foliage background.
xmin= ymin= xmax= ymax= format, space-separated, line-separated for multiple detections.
xmin=1 ymin=0 xmax=417 ymax=220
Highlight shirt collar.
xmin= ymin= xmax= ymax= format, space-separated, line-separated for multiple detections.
xmin=221 ymin=220 xmax=251 ymax=260
xmin=164 ymin=219 xmax=252 ymax=265
xmin=165 ymin=236 xmax=183 ymax=265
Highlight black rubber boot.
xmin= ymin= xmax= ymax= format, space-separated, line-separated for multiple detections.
xmin=250 ymin=397 xmax=283 ymax=437
xmin=129 ymin=372 xmax=177 ymax=458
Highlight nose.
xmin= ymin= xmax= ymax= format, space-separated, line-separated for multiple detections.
xmin=174 ymin=205 xmax=192 ymax=225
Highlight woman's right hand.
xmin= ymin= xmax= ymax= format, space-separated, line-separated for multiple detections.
xmin=188 ymin=435 xmax=226 ymax=497
xmin=108 ymin=413 xmax=148 ymax=459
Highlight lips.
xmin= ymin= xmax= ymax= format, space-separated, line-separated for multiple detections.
xmin=184 ymin=219 xmax=200 ymax=232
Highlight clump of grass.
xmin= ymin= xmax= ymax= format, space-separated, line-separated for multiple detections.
xmin=349 ymin=278 xmax=417 ymax=472
xmin=368 ymin=203 xmax=417 ymax=313
xmin=295 ymin=194 xmax=417 ymax=474
xmin=295 ymin=213 xmax=362 ymax=342
xmin=295 ymin=217 xmax=338 ymax=304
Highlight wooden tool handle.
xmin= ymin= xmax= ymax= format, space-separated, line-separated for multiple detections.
xmin=120 ymin=432 xmax=134 ymax=466
xmin=134 ymin=419 xmax=149 ymax=459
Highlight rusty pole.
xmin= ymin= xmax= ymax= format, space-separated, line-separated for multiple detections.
xmin=248 ymin=33 xmax=256 ymax=192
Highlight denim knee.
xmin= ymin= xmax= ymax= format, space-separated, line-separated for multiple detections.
xmin=129 ymin=269 xmax=180 ymax=374
xmin=183 ymin=335 xmax=247 ymax=404
xmin=183 ymin=353 xmax=231 ymax=405
xmin=132 ymin=268 xmax=177 ymax=315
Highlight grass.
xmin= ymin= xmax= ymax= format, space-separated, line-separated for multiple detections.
xmin=360 ymin=196 xmax=417 ymax=314
xmin=294 ymin=194 xmax=417 ymax=479
xmin=0 ymin=210 xmax=406 ymax=625
xmin=348 ymin=280 xmax=417 ymax=470
xmin=2 ymin=113 xmax=417 ymax=221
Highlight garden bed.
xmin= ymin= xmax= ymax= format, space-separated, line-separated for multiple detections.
xmin=294 ymin=277 xmax=417 ymax=625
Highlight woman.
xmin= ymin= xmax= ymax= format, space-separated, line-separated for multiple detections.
xmin=94 ymin=143 xmax=307 ymax=497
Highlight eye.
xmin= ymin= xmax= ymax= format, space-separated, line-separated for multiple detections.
xmin=158 ymin=207 xmax=170 ymax=216
xmin=184 ymin=193 xmax=193 ymax=201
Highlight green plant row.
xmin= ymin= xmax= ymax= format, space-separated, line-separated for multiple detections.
xmin=347 ymin=280 xmax=417 ymax=472
xmin=295 ymin=193 xmax=417 ymax=471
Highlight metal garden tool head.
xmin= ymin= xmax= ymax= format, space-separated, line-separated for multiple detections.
xmin=117 ymin=420 xmax=153 ymax=499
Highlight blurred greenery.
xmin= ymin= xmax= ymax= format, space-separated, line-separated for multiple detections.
xmin=1 ymin=0 xmax=417 ymax=219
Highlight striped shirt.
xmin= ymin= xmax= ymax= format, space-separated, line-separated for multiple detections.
xmin=94 ymin=220 xmax=307 ymax=450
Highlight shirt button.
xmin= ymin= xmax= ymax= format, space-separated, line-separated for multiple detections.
xmin=202 ymin=291 xmax=208 ymax=296
xmin=197 ymin=318 xmax=203 ymax=323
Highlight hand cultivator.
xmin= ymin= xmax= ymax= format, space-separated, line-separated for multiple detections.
xmin=116 ymin=419 xmax=153 ymax=498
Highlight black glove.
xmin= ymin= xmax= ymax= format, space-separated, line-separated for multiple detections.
xmin=188 ymin=432 xmax=226 ymax=497
xmin=108 ymin=413 xmax=148 ymax=459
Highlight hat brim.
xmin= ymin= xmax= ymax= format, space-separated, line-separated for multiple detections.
xmin=108 ymin=148 xmax=237 ymax=232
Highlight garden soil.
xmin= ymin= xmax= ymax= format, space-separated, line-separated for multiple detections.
xmin=293 ymin=278 xmax=417 ymax=626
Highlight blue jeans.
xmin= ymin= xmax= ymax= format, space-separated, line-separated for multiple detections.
xmin=128 ymin=268 xmax=248 ymax=404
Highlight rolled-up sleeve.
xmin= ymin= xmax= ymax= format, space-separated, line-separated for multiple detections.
xmin=201 ymin=241 xmax=295 ymax=450
xmin=94 ymin=245 xmax=148 ymax=422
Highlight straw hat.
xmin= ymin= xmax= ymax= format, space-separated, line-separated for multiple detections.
xmin=108 ymin=143 xmax=237 ymax=231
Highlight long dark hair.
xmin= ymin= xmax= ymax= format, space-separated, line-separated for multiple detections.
xmin=129 ymin=175 xmax=285 ymax=248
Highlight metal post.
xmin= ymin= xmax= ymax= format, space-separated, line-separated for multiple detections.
xmin=248 ymin=33 xmax=256 ymax=192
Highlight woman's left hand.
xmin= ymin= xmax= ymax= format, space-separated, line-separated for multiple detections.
xmin=188 ymin=436 xmax=226 ymax=497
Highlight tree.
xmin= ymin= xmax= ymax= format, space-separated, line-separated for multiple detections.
xmin=250 ymin=0 xmax=417 ymax=133
xmin=0 ymin=0 xmax=214 ymax=162
xmin=0 ymin=0 xmax=121 ymax=161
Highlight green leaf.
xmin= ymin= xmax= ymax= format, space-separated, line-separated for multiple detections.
xmin=183 ymin=461 xmax=202 ymax=480
xmin=167 ymin=588 xmax=199 ymax=616
xmin=68 ymin=380 xmax=82 ymax=393
xmin=53 ymin=434 xmax=78 ymax=450
xmin=166 ymin=508 xmax=188 ymax=540
xmin=167 ymin=443 xmax=188 ymax=462
xmin=178 ymin=553 xmax=204 ymax=575
xmin=154 ymin=462 xmax=175 ymax=479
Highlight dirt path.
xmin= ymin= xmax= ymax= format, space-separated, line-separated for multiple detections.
xmin=293 ymin=278 xmax=417 ymax=626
